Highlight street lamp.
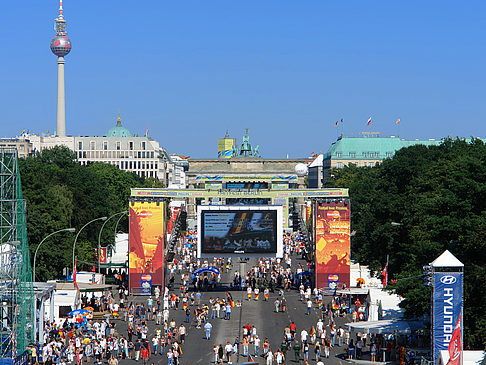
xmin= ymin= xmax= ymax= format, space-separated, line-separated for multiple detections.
xmin=33 ymin=228 xmax=76 ymax=282
xmin=391 ymin=222 xmax=402 ymax=226
xmin=72 ymin=216 xmax=107 ymax=273
xmin=97 ymin=211 xmax=128 ymax=273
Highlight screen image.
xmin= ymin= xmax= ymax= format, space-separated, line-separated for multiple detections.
xmin=201 ymin=210 xmax=277 ymax=254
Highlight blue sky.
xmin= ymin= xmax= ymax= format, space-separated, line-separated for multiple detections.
xmin=1 ymin=1 xmax=485 ymax=158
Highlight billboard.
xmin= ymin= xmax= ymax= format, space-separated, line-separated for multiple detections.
xmin=315 ymin=201 xmax=350 ymax=289
xmin=129 ymin=201 xmax=165 ymax=291
xmin=197 ymin=206 xmax=283 ymax=258
xmin=433 ymin=272 xmax=463 ymax=362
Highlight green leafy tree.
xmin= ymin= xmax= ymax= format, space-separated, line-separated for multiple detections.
xmin=325 ymin=138 xmax=486 ymax=349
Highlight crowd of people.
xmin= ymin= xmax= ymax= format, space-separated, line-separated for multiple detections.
xmin=25 ymin=228 xmax=419 ymax=365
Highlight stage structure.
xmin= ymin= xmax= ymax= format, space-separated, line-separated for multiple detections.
xmin=197 ymin=205 xmax=284 ymax=258
xmin=0 ymin=148 xmax=34 ymax=359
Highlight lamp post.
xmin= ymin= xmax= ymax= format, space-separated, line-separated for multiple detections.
xmin=97 ymin=211 xmax=128 ymax=273
xmin=72 ymin=216 xmax=107 ymax=273
xmin=33 ymin=228 xmax=76 ymax=282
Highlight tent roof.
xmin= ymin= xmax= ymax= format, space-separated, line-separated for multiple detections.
xmin=431 ymin=250 xmax=464 ymax=268
xmin=345 ymin=319 xmax=424 ymax=334
xmin=309 ymin=154 xmax=323 ymax=168
xmin=439 ymin=350 xmax=486 ymax=365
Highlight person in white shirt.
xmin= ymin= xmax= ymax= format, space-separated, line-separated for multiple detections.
xmin=225 ymin=341 xmax=234 ymax=364
xmin=301 ymin=329 xmax=308 ymax=344
xmin=266 ymin=350 xmax=274 ymax=365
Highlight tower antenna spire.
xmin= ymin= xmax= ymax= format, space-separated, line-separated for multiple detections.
xmin=59 ymin=0 xmax=64 ymax=19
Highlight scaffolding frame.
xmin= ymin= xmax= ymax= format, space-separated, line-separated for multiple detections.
xmin=0 ymin=148 xmax=34 ymax=359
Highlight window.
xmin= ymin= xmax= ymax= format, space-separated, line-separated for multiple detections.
xmin=78 ymin=141 xmax=83 ymax=150
xmin=142 ymin=151 xmax=145 ymax=158
xmin=337 ymin=162 xmax=343 ymax=168
xmin=116 ymin=142 xmax=120 ymax=150
xmin=386 ymin=152 xmax=393 ymax=158
xmin=142 ymin=141 xmax=146 ymax=150
xmin=369 ymin=162 xmax=375 ymax=167
xmin=151 ymin=152 xmax=154 ymax=158
xmin=129 ymin=141 xmax=133 ymax=150
xmin=362 ymin=152 xmax=367 ymax=157
xmin=363 ymin=162 xmax=367 ymax=167
xmin=155 ymin=162 xmax=158 ymax=169
xmin=90 ymin=141 xmax=95 ymax=150
xmin=350 ymin=152 xmax=356 ymax=158
xmin=103 ymin=141 xmax=108 ymax=150
xmin=336 ymin=152 xmax=342 ymax=158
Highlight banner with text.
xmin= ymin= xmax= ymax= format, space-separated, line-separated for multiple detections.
xmin=129 ymin=201 xmax=165 ymax=291
xmin=315 ymin=201 xmax=350 ymax=289
xmin=433 ymin=272 xmax=463 ymax=362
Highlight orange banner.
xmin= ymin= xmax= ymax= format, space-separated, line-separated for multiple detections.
xmin=315 ymin=201 xmax=350 ymax=289
xmin=129 ymin=201 xmax=165 ymax=291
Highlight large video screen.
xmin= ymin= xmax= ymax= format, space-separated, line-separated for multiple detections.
xmin=198 ymin=206 xmax=283 ymax=257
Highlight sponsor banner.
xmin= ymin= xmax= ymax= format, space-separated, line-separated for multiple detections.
xmin=167 ymin=206 xmax=180 ymax=234
xmin=327 ymin=274 xmax=339 ymax=289
xmin=131 ymin=188 xmax=349 ymax=198
xmin=129 ymin=201 xmax=165 ymax=291
xmin=315 ymin=201 xmax=350 ymax=289
xmin=433 ymin=272 xmax=463 ymax=362
xmin=140 ymin=274 xmax=152 ymax=295
xmin=306 ymin=204 xmax=312 ymax=223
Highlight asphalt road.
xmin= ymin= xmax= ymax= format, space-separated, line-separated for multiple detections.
xmin=112 ymin=256 xmax=354 ymax=365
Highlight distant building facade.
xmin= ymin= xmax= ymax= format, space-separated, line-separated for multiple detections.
xmin=13 ymin=115 xmax=176 ymax=185
xmin=320 ymin=133 xmax=443 ymax=183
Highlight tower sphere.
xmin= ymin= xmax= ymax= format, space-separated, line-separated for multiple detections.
xmin=50 ymin=35 xmax=71 ymax=57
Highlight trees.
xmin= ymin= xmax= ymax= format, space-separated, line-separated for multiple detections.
xmin=325 ymin=138 xmax=486 ymax=349
xmin=20 ymin=146 xmax=149 ymax=280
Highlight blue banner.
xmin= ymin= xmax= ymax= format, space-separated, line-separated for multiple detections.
xmin=433 ymin=272 xmax=463 ymax=361
xmin=193 ymin=266 xmax=220 ymax=275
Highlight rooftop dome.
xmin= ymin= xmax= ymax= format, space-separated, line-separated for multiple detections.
xmin=107 ymin=113 xmax=132 ymax=137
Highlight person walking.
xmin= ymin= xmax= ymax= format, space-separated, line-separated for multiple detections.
xmin=204 ymin=322 xmax=213 ymax=340
xmin=293 ymin=341 xmax=301 ymax=362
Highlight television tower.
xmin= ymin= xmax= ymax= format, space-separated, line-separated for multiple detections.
xmin=50 ymin=0 xmax=71 ymax=137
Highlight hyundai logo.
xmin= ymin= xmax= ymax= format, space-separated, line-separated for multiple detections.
xmin=440 ymin=275 xmax=457 ymax=284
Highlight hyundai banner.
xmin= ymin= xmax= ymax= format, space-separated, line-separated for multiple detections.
xmin=433 ymin=272 xmax=463 ymax=362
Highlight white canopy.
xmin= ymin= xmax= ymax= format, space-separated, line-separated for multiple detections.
xmin=439 ymin=350 xmax=486 ymax=365
xmin=346 ymin=319 xmax=424 ymax=335
xmin=431 ymin=250 xmax=464 ymax=268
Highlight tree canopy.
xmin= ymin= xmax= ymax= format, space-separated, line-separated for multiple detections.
xmin=325 ymin=138 xmax=486 ymax=349
xmin=20 ymin=146 xmax=162 ymax=281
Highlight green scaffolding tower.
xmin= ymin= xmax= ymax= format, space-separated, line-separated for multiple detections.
xmin=0 ymin=148 xmax=34 ymax=359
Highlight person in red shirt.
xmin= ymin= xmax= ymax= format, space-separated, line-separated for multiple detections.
xmin=290 ymin=322 xmax=296 ymax=339
xmin=141 ymin=345 xmax=150 ymax=365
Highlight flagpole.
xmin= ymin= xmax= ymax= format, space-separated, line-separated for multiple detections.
xmin=386 ymin=254 xmax=389 ymax=287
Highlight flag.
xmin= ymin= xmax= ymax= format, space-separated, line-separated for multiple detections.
xmin=396 ymin=118 xmax=400 ymax=125
xmin=73 ymin=261 xmax=80 ymax=293
xmin=367 ymin=117 xmax=372 ymax=126
xmin=334 ymin=121 xmax=339 ymax=126
xmin=381 ymin=264 xmax=388 ymax=288
xmin=146 ymin=125 xmax=149 ymax=137
xmin=448 ymin=315 xmax=462 ymax=365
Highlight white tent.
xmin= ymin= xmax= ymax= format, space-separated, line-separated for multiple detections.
xmin=439 ymin=350 xmax=486 ymax=365
xmin=346 ymin=319 xmax=424 ymax=335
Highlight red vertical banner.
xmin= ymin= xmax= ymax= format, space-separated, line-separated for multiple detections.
xmin=99 ymin=247 xmax=107 ymax=264
xmin=315 ymin=200 xmax=350 ymax=289
xmin=129 ymin=201 xmax=165 ymax=292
